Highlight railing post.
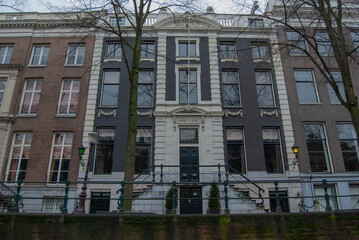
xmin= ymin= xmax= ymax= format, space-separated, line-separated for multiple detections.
xmin=224 ymin=180 xmax=230 ymax=214
xmin=322 ymin=179 xmax=332 ymax=211
xmin=217 ymin=163 xmax=221 ymax=182
xmin=274 ymin=181 xmax=282 ymax=213
xmin=118 ymin=181 xmax=125 ymax=214
xmin=160 ymin=164 xmax=163 ymax=183
xmin=13 ymin=179 xmax=22 ymax=213
xmin=225 ymin=165 xmax=229 ymax=183
xmin=172 ymin=181 xmax=177 ymax=214
xmin=61 ymin=181 xmax=70 ymax=214
xmin=152 ymin=164 xmax=156 ymax=182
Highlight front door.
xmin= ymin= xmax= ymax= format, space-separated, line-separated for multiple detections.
xmin=180 ymin=187 xmax=202 ymax=214
xmin=180 ymin=147 xmax=199 ymax=182
xmin=89 ymin=192 xmax=110 ymax=214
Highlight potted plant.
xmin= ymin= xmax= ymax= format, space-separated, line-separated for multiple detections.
xmin=207 ymin=183 xmax=221 ymax=214
xmin=165 ymin=187 xmax=177 ymax=214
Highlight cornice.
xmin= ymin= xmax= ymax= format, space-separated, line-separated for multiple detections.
xmin=0 ymin=64 xmax=23 ymax=71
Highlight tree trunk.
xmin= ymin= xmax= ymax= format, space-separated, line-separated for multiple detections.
xmin=123 ymin=27 xmax=142 ymax=212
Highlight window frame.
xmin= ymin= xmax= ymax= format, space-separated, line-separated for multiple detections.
xmin=351 ymin=31 xmax=359 ymax=55
xmin=29 ymin=45 xmax=50 ymax=66
xmin=349 ymin=184 xmax=359 ymax=209
xmin=18 ymin=79 xmax=43 ymax=115
xmin=248 ymin=19 xmax=264 ymax=28
xmin=304 ymin=123 xmax=332 ymax=173
xmin=105 ymin=42 xmax=122 ymax=59
xmin=262 ymin=128 xmax=284 ymax=174
xmin=47 ymin=132 xmax=73 ymax=183
xmin=255 ymin=71 xmax=276 ymax=107
xmin=137 ymin=70 xmax=154 ymax=107
xmin=94 ymin=128 xmax=115 ymax=175
xmin=336 ymin=123 xmax=359 ymax=172
xmin=0 ymin=78 xmax=6 ymax=108
xmin=42 ymin=197 xmax=63 ymax=213
xmin=176 ymin=38 xmax=200 ymax=60
xmin=315 ymin=32 xmax=334 ymax=56
xmin=327 ymin=70 xmax=346 ymax=104
xmin=222 ymin=69 xmax=241 ymax=107
xmin=314 ymin=184 xmax=339 ymax=211
xmin=57 ymin=80 xmax=80 ymax=115
xmin=6 ymin=133 xmax=32 ymax=182
xmin=219 ymin=42 xmax=237 ymax=59
xmin=294 ymin=69 xmax=320 ymax=104
xmin=135 ymin=128 xmax=152 ymax=174
xmin=226 ymin=128 xmax=246 ymax=174
xmin=176 ymin=65 xmax=201 ymax=105
xmin=0 ymin=45 xmax=13 ymax=64
xmin=65 ymin=44 xmax=85 ymax=66
xmin=109 ymin=17 xmax=125 ymax=26
xmin=286 ymin=31 xmax=307 ymax=55
xmin=141 ymin=41 xmax=155 ymax=59
xmin=251 ymin=42 xmax=269 ymax=59
xmin=100 ymin=70 xmax=120 ymax=106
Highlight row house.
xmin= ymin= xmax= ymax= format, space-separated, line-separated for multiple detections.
xmin=80 ymin=8 xmax=301 ymax=214
xmin=0 ymin=12 xmax=95 ymax=213
xmin=269 ymin=0 xmax=359 ymax=211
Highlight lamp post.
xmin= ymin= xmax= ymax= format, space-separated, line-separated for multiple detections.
xmin=292 ymin=144 xmax=299 ymax=168
xmin=77 ymin=132 xmax=98 ymax=213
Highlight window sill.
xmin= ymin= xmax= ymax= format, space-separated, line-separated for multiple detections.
xmin=299 ymin=103 xmax=322 ymax=105
xmin=64 ymin=64 xmax=83 ymax=67
xmin=221 ymin=58 xmax=238 ymax=62
xmin=224 ymin=106 xmax=243 ymax=109
xmin=137 ymin=106 xmax=154 ymax=109
xmin=104 ymin=58 xmax=122 ymax=62
xmin=16 ymin=114 xmax=37 ymax=118
xmin=27 ymin=65 xmax=46 ymax=68
xmin=253 ymin=58 xmax=270 ymax=63
xmin=176 ymin=57 xmax=200 ymax=61
xmin=140 ymin=58 xmax=155 ymax=62
xmin=93 ymin=174 xmax=113 ymax=177
xmin=55 ymin=114 xmax=76 ymax=118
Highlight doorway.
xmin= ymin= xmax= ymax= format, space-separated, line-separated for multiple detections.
xmin=180 ymin=187 xmax=202 ymax=214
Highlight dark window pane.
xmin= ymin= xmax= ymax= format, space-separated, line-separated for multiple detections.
xmin=337 ymin=124 xmax=359 ymax=171
xmin=95 ymin=129 xmax=115 ymax=174
xmin=180 ymin=129 xmax=198 ymax=144
xmin=135 ymin=129 xmax=152 ymax=174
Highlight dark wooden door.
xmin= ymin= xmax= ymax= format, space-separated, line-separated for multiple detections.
xmin=180 ymin=187 xmax=202 ymax=214
xmin=180 ymin=147 xmax=199 ymax=182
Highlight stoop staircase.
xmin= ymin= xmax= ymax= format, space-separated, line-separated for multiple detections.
xmin=0 ymin=182 xmax=16 ymax=212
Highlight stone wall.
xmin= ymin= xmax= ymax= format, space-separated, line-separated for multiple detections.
xmin=1 ymin=211 xmax=359 ymax=239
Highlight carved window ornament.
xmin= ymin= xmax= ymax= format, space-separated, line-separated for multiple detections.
xmin=98 ymin=109 xmax=117 ymax=118
xmin=260 ymin=109 xmax=278 ymax=118
xmin=223 ymin=109 xmax=243 ymax=118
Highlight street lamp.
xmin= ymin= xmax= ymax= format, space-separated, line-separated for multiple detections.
xmin=77 ymin=132 xmax=98 ymax=213
xmin=78 ymin=145 xmax=86 ymax=169
xmin=292 ymin=144 xmax=299 ymax=168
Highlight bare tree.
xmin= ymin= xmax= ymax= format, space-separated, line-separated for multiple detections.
xmin=242 ymin=0 xmax=359 ymax=140
xmin=48 ymin=0 xmax=196 ymax=212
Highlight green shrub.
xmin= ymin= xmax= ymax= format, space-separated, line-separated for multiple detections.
xmin=208 ymin=183 xmax=221 ymax=212
xmin=165 ymin=187 xmax=178 ymax=210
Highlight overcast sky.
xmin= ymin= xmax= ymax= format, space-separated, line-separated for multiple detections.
xmin=0 ymin=0 xmax=259 ymax=13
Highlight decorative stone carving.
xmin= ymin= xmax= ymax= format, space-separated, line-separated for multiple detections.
xmin=223 ymin=109 xmax=243 ymax=118
xmin=137 ymin=110 xmax=153 ymax=117
xmin=98 ymin=109 xmax=116 ymax=118
xmin=260 ymin=109 xmax=279 ymax=118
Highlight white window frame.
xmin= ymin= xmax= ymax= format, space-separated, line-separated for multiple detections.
xmin=262 ymin=128 xmax=284 ymax=174
xmin=18 ymin=79 xmax=42 ymax=115
xmin=226 ymin=128 xmax=247 ymax=174
xmin=141 ymin=41 xmax=155 ymax=61
xmin=65 ymin=44 xmax=85 ymax=66
xmin=100 ymin=70 xmax=120 ymax=106
xmin=286 ymin=31 xmax=308 ymax=56
xmin=0 ymin=45 xmax=13 ymax=64
xmin=104 ymin=42 xmax=122 ymax=61
xmin=175 ymin=38 xmax=200 ymax=61
xmin=251 ymin=42 xmax=269 ymax=60
xmin=222 ymin=69 xmax=241 ymax=107
xmin=47 ymin=132 xmax=73 ymax=183
xmin=57 ymin=80 xmax=80 ymax=115
xmin=304 ymin=123 xmax=332 ymax=173
xmin=0 ymin=78 xmax=6 ymax=108
xmin=315 ymin=32 xmax=334 ymax=56
xmin=248 ymin=19 xmax=264 ymax=28
xmin=6 ymin=133 xmax=32 ymax=182
xmin=349 ymin=184 xmax=359 ymax=209
xmin=29 ymin=45 xmax=50 ymax=66
xmin=175 ymin=64 xmax=201 ymax=105
xmin=314 ymin=184 xmax=339 ymax=211
xmin=255 ymin=71 xmax=276 ymax=107
xmin=42 ymin=197 xmax=63 ymax=213
xmin=109 ymin=17 xmax=125 ymax=26
xmin=294 ymin=69 xmax=320 ymax=104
